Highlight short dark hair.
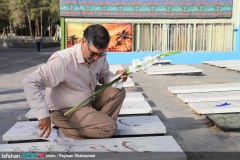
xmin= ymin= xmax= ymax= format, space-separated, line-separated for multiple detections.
xmin=83 ymin=24 xmax=110 ymax=49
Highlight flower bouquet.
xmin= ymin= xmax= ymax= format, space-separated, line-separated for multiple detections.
xmin=64 ymin=50 xmax=180 ymax=115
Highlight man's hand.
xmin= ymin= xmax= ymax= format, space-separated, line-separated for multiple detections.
xmin=116 ymin=70 xmax=128 ymax=82
xmin=38 ymin=117 xmax=51 ymax=139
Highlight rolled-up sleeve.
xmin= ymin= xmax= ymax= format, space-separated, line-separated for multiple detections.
xmin=98 ymin=57 xmax=115 ymax=85
xmin=22 ymin=56 xmax=65 ymax=120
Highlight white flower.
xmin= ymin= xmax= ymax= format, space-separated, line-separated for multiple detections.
xmin=132 ymin=58 xmax=142 ymax=67
xmin=141 ymin=59 xmax=152 ymax=71
xmin=143 ymin=55 xmax=158 ymax=64
xmin=151 ymin=57 xmax=159 ymax=64
xmin=143 ymin=56 xmax=152 ymax=62
xmin=129 ymin=65 xmax=140 ymax=73
xmin=153 ymin=53 xmax=160 ymax=59
xmin=128 ymin=58 xmax=142 ymax=73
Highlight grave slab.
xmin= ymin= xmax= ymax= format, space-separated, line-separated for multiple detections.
xmin=206 ymin=113 xmax=240 ymax=131
xmin=109 ymin=69 xmax=125 ymax=73
xmin=109 ymin=100 xmax=154 ymax=115
xmin=125 ymin=92 xmax=145 ymax=101
xmin=215 ymin=63 xmax=240 ymax=68
xmin=26 ymin=101 xmax=152 ymax=120
xmin=188 ymin=100 xmax=240 ymax=114
xmin=145 ymin=69 xmax=202 ymax=75
xmin=177 ymin=91 xmax=240 ymax=103
xmin=153 ymin=60 xmax=171 ymax=64
xmin=209 ymin=61 xmax=240 ymax=66
xmin=109 ymin=64 xmax=124 ymax=68
xmin=0 ymin=136 xmax=186 ymax=160
xmin=167 ymin=83 xmax=240 ymax=94
xmin=98 ymin=78 xmax=135 ymax=87
xmin=0 ymin=136 xmax=187 ymax=160
xmin=227 ymin=66 xmax=240 ymax=71
xmin=3 ymin=116 xmax=166 ymax=142
xmin=123 ymin=79 xmax=135 ymax=87
xmin=124 ymin=87 xmax=139 ymax=92
xmin=202 ymin=60 xmax=240 ymax=65
xmin=146 ymin=67 xmax=196 ymax=71
xmin=148 ymin=64 xmax=189 ymax=69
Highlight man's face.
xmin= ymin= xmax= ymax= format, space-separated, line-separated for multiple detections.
xmin=81 ymin=38 xmax=106 ymax=63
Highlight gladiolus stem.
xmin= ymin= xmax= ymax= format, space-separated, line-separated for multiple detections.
xmin=64 ymin=72 xmax=129 ymax=116
xmin=64 ymin=50 xmax=180 ymax=116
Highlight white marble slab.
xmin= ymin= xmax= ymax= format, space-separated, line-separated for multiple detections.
xmin=226 ymin=65 xmax=240 ymax=68
xmin=26 ymin=100 xmax=151 ymax=120
xmin=109 ymin=64 xmax=124 ymax=68
xmin=125 ymin=92 xmax=145 ymax=101
xmin=109 ymin=64 xmax=125 ymax=73
xmin=115 ymin=116 xmax=166 ymax=135
xmin=153 ymin=60 xmax=171 ymax=64
xmin=209 ymin=61 xmax=240 ymax=66
xmin=3 ymin=116 xmax=165 ymax=142
xmin=146 ymin=69 xmax=202 ymax=75
xmin=227 ymin=66 xmax=240 ymax=71
xmin=148 ymin=64 xmax=189 ymax=69
xmin=189 ymin=100 xmax=240 ymax=114
xmin=215 ymin=63 xmax=240 ymax=68
xmin=202 ymin=60 xmax=240 ymax=64
xmin=177 ymin=91 xmax=240 ymax=103
xmin=167 ymin=83 xmax=240 ymax=94
xmin=109 ymin=69 xmax=125 ymax=73
xmin=119 ymin=101 xmax=152 ymax=115
xmin=146 ymin=66 xmax=196 ymax=71
xmin=0 ymin=136 xmax=186 ymax=159
xmin=123 ymin=78 xmax=135 ymax=87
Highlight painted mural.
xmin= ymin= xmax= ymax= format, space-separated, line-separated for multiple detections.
xmin=67 ymin=23 xmax=133 ymax=52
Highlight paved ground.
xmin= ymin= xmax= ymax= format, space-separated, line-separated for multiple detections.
xmin=0 ymin=47 xmax=240 ymax=159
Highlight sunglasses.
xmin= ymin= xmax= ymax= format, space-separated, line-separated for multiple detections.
xmin=87 ymin=43 xmax=107 ymax=58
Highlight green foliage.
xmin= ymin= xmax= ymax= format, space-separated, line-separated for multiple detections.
xmin=0 ymin=0 xmax=60 ymax=36
xmin=50 ymin=0 xmax=60 ymax=23
xmin=0 ymin=0 xmax=9 ymax=31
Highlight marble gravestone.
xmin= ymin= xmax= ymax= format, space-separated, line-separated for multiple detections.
xmin=188 ymin=100 xmax=240 ymax=114
xmin=206 ymin=113 xmax=240 ymax=131
xmin=3 ymin=116 xmax=166 ymax=142
xmin=202 ymin=60 xmax=240 ymax=65
xmin=167 ymin=83 xmax=240 ymax=94
xmin=26 ymin=101 xmax=152 ymax=120
xmin=177 ymin=91 xmax=240 ymax=103
xmin=145 ymin=68 xmax=202 ymax=76
xmin=0 ymin=136 xmax=186 ymax=160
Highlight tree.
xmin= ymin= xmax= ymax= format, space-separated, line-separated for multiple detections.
xmin=17 ymin=0 xmax=36 ymax=36
xmin=0 ymin=0 xmax=60 ymax=36
xmin=0 ymin=0 xmax=9 ymax=35
xmin=49 ymin=0 xmax=60 ymax=37
xmin=30 ymin=0 xmax=40 ymax=36
xmin=11 ymin=1 xmax=27 ymax=36
xmin=39 ymin=0 xmax=50 ymax=36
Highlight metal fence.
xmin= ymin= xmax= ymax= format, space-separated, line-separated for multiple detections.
xmin=134 ymin=22 xmax=233 ymax=52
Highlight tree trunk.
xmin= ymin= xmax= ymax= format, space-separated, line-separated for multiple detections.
xmin=35 ymin=17 xmax=38 ymax=36
xmin=2 ymin=27 xmax=5 ymax=35
xmin=40 ymin=9 xmax=42 ymax=36
xmin=26 ymin=7 xmax=32 ymax=36
xmin=49 ymin=14 xmax=51 ymax=37
xmin=10 ymin=22 xmax=12 ymax=36
xmin=21 ymin=30 xmax=23 ymax=36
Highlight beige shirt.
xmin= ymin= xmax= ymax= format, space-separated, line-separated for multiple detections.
xmin=22 ymin=43 xmax=115 ymax=120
